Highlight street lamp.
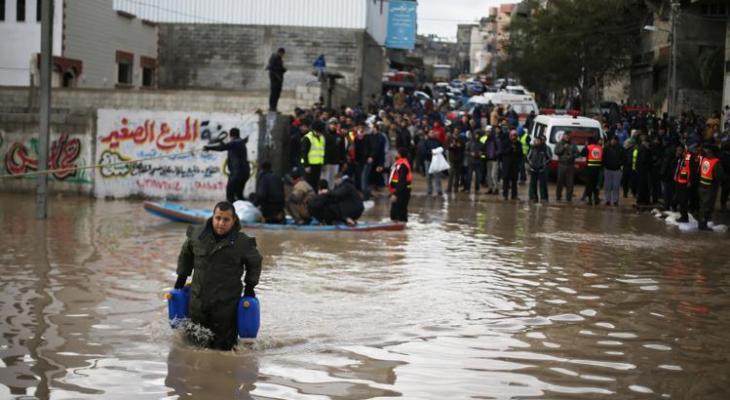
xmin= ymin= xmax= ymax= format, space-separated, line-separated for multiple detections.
xmin=644 ymin=23 xmax=675 ymax=116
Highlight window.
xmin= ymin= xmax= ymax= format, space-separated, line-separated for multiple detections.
xmin=701 ymin=4 xmax=727 ymax=17
xmin=17 ymin=0 xmax=25 ymax=21
xmin=0 ymin=0 xmax=5 ymax=21
xmin=140 ymin=56 xmax=156 ymax=88
xmin=36 ymin=0 xmax=40 ymax=21
xmin=115 ymin=50 xmax=134 ymax=86
xmin=549 ymin=126 xmax=600 ymax=144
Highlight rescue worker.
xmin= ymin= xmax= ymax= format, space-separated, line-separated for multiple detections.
xmin=301 ymin=120 xmax=326 ymax=190
xmin=204 ymin=128 xmax=250 ymax=203
xmin=389 ymin=147 xmax=412 ymax=222
xmin=698 ymin=146 xmax=725 ymax=231
xmin=174 ymin=201 xmax=262 ymax=350
xmin=673 ymin=145 xmax=693 ymax=223
xmin=518 ymin=128 xmax=530 ymax=183
xmin=580 ymin=136 xmax=603 ymax=205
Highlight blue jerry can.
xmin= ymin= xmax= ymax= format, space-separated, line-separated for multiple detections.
xmin=166 ymin=286 xmax=190 ymax=328
xmin=237 ymin=296 xmax=260 ymax=338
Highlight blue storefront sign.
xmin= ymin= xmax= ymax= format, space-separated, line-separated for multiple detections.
xmin=385 ymin=0 xmax=417 ymax=50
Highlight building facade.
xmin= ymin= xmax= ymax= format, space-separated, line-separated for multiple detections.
xmin=0 ymin=0 xmax=63 ymax=86
xmin=630 ymin=0 xmax=727 ymax=115
xmin=0 ymin=0 xmax=157 ymax=89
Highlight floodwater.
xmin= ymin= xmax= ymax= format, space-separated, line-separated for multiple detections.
xmin=1 ymin=191 xmax=729 ymax=400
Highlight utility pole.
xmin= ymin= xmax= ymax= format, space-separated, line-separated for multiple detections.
xmin=37 ymin=0 xmax=53 ymax=219
xmin=491 ymin=15 xmax=498 ymax=82
xmin=669 ymin=0 xmax=680 ymax=116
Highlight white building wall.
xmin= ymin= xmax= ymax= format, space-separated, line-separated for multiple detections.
xmin=64 ymin=0 xmax=157 ymax=88
xmin=114 ymin=0 xmax=368 ymax=29
xmin=469 ymin=27 xmax=486 ymax=74
xmin=366 ymin=0 xmax=388 ymax=46
xmin=0 ymin=0 xmax=63 ymax=86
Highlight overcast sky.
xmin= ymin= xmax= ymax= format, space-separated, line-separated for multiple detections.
xmin=417 ymin=0 xmax=520 ymax=40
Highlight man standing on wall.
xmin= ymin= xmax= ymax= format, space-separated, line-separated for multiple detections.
xmin=204 ymin=128 xmax=250 ymax=203
xmin=266 ymin=48 xmax=286 ymax=112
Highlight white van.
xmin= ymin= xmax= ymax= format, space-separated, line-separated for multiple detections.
xmin=529 ymin=115 xmax=604 ymax=172
xmin=481 ymin=92 xmax=539 ymax=125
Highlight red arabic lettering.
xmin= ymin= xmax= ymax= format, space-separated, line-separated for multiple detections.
xmin=4 ymin=133 xmax=81 ymax=180
xmin=155 ymin=117 xmax=199 ymax=151
xmin=101 ymin=116 xmax=200 ymax=151
xmin=100 ymin=118 xmax=157 ymax=149
xmin=135 ymin=178 xmax=182 ymax=191
xmin=194 ymin=181 xmax=226 ymax=191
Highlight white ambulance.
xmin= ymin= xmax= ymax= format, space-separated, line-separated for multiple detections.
xmin=529 ymin=114 xmax=604 ymax=172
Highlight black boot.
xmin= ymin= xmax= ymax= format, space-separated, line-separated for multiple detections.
xmin=698 ymin=220 xmax=711 ymax=231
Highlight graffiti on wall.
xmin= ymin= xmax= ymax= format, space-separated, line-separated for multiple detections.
xmin=95 ymin=109 xmax=259 ymax=199
xmin=1 ymin=132 xmax=91 ymax=183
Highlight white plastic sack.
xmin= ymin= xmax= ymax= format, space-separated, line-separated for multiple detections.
xmin=428 ymin=147 xmax=450 ymax=174
xmin=233 ymin=200 xmax=263 ymax=223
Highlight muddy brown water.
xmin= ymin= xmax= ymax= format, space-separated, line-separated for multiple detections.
xmin=1 ymin=192 xmax=729 ymax=399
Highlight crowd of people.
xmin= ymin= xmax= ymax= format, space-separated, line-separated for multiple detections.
xmin=283 ymin=91 xmax=729 ymax=229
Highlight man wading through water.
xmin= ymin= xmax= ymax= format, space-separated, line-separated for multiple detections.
xmin=174 ymin=201 xmax=263 ymax=350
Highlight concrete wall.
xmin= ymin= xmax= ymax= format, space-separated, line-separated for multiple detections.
xmin=0 ymin=87 xmax=295 ymax=198
xmin=360 ymin=33 xmax=386 ymax=104
xmin=0 ymin=109 xmax=95 ymax=195
xmin=63 ymin=0 xmax=157 ymax=89
xmin=157 ymin=24 xmax=371 ymax=98
xmin=722 ymin=16 xmax=730 ymax=126
xmin=95 ymin=109 xmax=259 ymax=199
xmin=0 ymin=86 xmax=298 ymax=115
xmin=0 ymin=0 xmax=63 ymax=86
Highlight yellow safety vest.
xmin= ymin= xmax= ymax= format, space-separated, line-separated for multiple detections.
xmin=520 ymin=133 xmax=529 ymax=155
xmin=302 ymin=131 xmax=324 ymax=165
xmin=632 ymin=147 xmax=638 ymax=171
xmin=479 ymin=135 xmax=487 ymax=158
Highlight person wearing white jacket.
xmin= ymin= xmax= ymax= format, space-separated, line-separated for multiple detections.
xmin=422 ymin=130 xmax=447 ymax=196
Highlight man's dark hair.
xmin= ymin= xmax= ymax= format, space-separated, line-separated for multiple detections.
xmin=260 ymin=161 xmax=272 ymax=172
xmin=229 ymin=128 xmax=240 ymax=138
xmin=318 ymin=179 xmax=329 ymax=190
xmin=277 ymin=47 xmax=285 ymax=54
xmin=397 ymin=147 xmax=409 ymax=157
xmin=214 ymin=201 xmax=236 ymax=215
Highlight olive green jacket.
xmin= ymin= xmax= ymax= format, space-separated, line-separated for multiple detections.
xmin=177 ymin=220 xmax=262 ymax=310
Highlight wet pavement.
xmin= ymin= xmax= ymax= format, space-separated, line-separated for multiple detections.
xmin=1 ymin=189 xmax=729 ymax=399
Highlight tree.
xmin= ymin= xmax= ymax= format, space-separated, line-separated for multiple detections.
xmin=504 ymin=0 xmax=646 ymax=113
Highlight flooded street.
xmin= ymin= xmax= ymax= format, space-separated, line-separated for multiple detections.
xmin=1 ymin=192 xmax=729 ymax=399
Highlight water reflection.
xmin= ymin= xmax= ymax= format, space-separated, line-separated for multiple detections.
xmin=1 ymin=193 xmax=729 ymax=399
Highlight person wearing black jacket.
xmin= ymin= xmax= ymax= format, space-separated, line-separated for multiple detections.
xmin=499 ymin=129 xmax=523 ymax=200
xmin=204 ymin=128 xmax=250 ymax=203
xmin=635 ymin=138 xmax=653 ymax=206
xmin=389 ymin=147 xmax=412 ymax=222
xmin=602 ymin=136 xmax=624 ymax=206
xmin=253 ymin=161 xmax=285 ymax=223
xmin=323 ymin=118 xmax=341 ymax=189
xmin=266 ymin=48 xmax=286 ymax=112
xmin=323 ymin=175 xmax=364 ymax=226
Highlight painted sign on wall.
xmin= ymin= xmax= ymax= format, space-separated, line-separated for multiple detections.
xmin=95 ymin=109 xmax=259 ymax=199
xmin=0 ymin=131 xmax=93 ymax=185
xmin=385 ymin=0 xmax=417 ymax=50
